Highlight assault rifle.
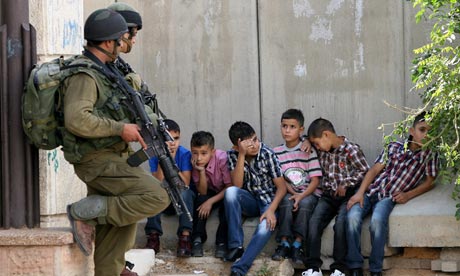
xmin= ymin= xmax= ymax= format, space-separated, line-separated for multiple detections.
xmin=114 ymin=57 xmax=167 ymax=119
xmin=107 ymin=64 xmax=192 ymax=223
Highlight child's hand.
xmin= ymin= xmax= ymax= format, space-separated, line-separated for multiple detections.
xmin=335 ymin=185 xmax=346 ymax=197
xmin=237 ymin=138 xmax=254 ymax=155
xmin=392 ymin=192 xmax=409 ymax=204
xmin=289 ymin=193 xmax=303 ymax=212
xmin=300 ymin=139 xmax=311 ymax=152
xmin=191 ymin=158 xmax=205 ymax=171
xmin=197 ymin=200 xmax=213 ymax=219
xmin=260 ymin=210 xmax=277 ymax=232
xmin=347 ymin=193 xmax=364 ymax=210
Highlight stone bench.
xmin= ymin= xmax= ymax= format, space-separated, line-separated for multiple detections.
xmin=135 ymin=183 xmax=460 ymax=271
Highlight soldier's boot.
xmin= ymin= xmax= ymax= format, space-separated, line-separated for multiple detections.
xmin=67 ymin=195 xmax=108 ymax=256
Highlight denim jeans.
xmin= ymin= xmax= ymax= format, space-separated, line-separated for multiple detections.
xmin=277 ymin=193 xmax=318 ymax=241
xmin=304 ymin=194 xmax=350 ymax=272
xmin=346 ymin=194 xmax=395 ymax=272
xmin=144 ymin=188 xmax=195 ymax=236
xmin=225 ymin=186 xmax=275 ymax=275
xmin=191 ymin=190 xmax=227 ymax=245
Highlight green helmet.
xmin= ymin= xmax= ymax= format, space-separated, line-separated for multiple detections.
xmin=84 ymin=8 xmax=128 ymax=42
xmin=108 ymin=2 xmax=143 ymax=30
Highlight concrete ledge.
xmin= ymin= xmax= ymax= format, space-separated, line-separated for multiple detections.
xmin=0 ymin=228 xmax=93 ymax=276
xmin=0 ymin=227 xmax=74 ymax=246
xmin=134 ymin=213 xmax=398 ymax=258
xmin=389 ymin=183 xmax=460 ymax=247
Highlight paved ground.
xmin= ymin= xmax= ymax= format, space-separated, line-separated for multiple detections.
xmin=150 ymin=249 xmax=460 ymax=276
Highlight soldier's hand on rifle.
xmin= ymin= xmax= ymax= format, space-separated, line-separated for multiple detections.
xmin=121 ymin=123 xmax=147 ymax=149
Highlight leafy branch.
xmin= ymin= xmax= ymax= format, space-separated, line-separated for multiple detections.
xmin=387 ymin=0 xmax=460 ymax=218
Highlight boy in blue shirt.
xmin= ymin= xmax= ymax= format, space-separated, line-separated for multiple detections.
xmin=144 ymin=119 xmax=194 ymax=257
xmin=224 ymin=121 xmax=287 ymax=276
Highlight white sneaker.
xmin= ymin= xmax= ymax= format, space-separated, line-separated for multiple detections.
xmin=302 ymin=268 xmax=323 ymax=276
xmin=329 ymin=269 xmax=345 ymax=276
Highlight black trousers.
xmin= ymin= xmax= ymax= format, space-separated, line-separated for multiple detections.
xmin=191 ymin=189 xmax=228 ymax=245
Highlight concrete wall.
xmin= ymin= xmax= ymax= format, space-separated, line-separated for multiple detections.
xmin=84 ymin=0 xmax=431 ymax=161
xmin=31 ymin=0 xmax=435 ymax=224
xmin=29 ymin=0 xmax=87 ymax=227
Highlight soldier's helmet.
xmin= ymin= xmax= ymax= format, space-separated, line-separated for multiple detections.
xmin=84 ymin=8 xmax=128 ymax=41
xmin=107 ymin=2 xmax=142 ymax=30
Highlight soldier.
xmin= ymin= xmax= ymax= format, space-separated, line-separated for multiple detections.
xmin=64 ymin=9 xmax=169 ymax=276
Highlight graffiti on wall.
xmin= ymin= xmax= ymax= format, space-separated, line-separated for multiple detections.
xmin=292 ymin=0 xmax=365 ymax=77
xmin=47 ymin=149 xmax=59 ymax=173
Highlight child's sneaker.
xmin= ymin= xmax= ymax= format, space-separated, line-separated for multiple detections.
xmin=329 ymin=269 xmax=345 ymax=276
xmin=302 ymin=268 xmax=322 ymax=276
xmin=271 ymin=245 xmax=291 ymax=261
xmin=290 ymin=246 xmax=304 ymax=264
xmin=214 ymin=243 xmax=226 ymax=259
xmin=191 ymin=240 xmax=203 ymax=257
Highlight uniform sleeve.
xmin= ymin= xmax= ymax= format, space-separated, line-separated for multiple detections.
xmin=63 ymin=73 xmax=124 ymax=138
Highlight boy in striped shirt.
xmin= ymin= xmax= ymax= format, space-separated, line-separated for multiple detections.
xmin=271 ymin=109 xmax=322 ymax=264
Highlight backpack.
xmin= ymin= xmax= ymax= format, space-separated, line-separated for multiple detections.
xmin=22 ymin=56 xmax=96 ymax=150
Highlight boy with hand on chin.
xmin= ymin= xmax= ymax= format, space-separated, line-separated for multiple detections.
xmin=302 ymin=118 xmax=369 ymax=276
xmin=346 ymin=112 xmax=438 ymax=276
xmin=224 ymin=121 xmax=286 ymax=276
xmin=189 ymin=131 xmax=233 ymax=258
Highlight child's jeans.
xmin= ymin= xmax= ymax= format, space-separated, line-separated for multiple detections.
xmin=276 ymin=193 xmax=318 ymax=241
xmin=144 ymin=188 xmax=195 ymax=236
xmin=225 ymin=186 xmax=275 ymax=275
xmin=303 ymin=193 xmax=349 ymax=272
xmin=346 ymin=194 xmax=395 ymax=272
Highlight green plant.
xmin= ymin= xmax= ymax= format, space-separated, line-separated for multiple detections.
xmin=385 ymin=0 xmax=460 ymax=218
xmin=255 ymin=261 xmax=273 ymax=276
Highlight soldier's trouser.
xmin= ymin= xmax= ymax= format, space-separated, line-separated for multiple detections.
xmin=74 ymin=151 xmax=170 ymax=276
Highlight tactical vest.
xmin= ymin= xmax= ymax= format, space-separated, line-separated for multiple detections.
xmin=61 ymin=56 xmax=133 ymax=163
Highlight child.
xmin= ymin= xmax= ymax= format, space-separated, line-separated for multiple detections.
xmin=346 ymin=112 xmax=438 ymax=276
xmin=302 ymin=118 xmax=369 ymax=276
xmin=271 ymin=109 xmax=322 ymax=265
xmin=144 ymin=119 xmax=194 ymax=257
xmin=224 ymin=121 xmax=287 ymax=276
xmin=189 ymin=131 xmax=233 ymax=258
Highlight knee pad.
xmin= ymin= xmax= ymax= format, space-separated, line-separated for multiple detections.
xmin=71 ymin=195 xmax=108 ymax=224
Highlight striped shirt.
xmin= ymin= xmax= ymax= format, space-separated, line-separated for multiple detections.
xmin=318 ymin=137 xmax=369 ymax=195
xmin=273 ymin=142 xmax=323 ymax=195
xmin=368 ymin=141 xmax=438 ymax=200
xmin=227 ymin=142 xmax=283 ymax=205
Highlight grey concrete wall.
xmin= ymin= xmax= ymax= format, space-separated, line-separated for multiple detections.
xmin=84 ymin=0 xmax=432 ymax=162
xmin=31 ymin=0 xmax=437 ymax=224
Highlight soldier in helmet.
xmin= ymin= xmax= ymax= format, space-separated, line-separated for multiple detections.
xmin=64 ymin=9 xmax=170 ymax=276
xmin=108 ymin=2 xmax=165 ymax=119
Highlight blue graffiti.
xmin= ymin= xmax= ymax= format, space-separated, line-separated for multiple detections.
xmin=47 ymin=149 xmax=60 ymax=173
xmin=62 ymin=20 xmax=79 ymax=48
